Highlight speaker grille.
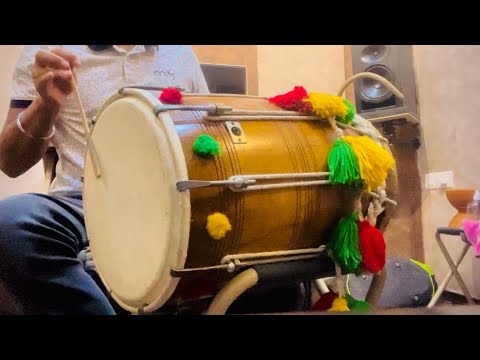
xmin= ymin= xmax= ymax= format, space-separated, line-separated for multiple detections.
xmin=360 ymin=65 xmax=395 ymax=103
xmin=360 ymin=45 xmax=388 ymax=64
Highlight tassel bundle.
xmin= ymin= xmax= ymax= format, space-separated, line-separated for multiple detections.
xmin=342 ymin=136 xmax=395 ymax=191
xmin=345 ymin=294 xmax=371 ymax=312
xmin=336 ymin=99 xmax=356 ymax=125
xmin=358 ymin=220 xmax=386 ymax=273
xmin=268 ymin=86 xmax=312 ymax=112
xmin=311 ymin=291 xmax=337 ymax=311
xmin=328 ymin=139 xmax=362 ymax=188
xmin=328 ymin=213 xmax=362 ymax=274
xmin=304 ymin=92 xmax=347 ymax=119
xmin=328 ymin=296 xmax=350 ymax=312
xmin=159 ymin=87 xmax=183 ymax=104
xmin=206 ymin=213 xmax=232 ymax=240
xmin=192 ymin=134 xmax=221 ymax=158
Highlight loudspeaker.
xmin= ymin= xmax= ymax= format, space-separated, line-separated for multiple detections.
xmin=349 ymin=45 xmax=418 ymax=121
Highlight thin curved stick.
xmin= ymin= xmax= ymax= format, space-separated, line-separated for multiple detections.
xmin=337 ymin=72 xmax=404 ymax=99
xmin=366 ymin=269 xmax=387 ymax=308
xmin=71 ymin=69 xmax=101 ymax=178
xmin=205 ymin=268 xmax=259 ymax=315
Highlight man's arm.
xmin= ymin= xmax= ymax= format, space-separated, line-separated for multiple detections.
xmin=0 ymin=100 xmax=59 ymax=178
xmin=0 ymin=47 xmax=79 ymax=178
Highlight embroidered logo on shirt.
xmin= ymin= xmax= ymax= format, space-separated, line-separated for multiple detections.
xmin=154 ymin=69 xmax=176 ymax=81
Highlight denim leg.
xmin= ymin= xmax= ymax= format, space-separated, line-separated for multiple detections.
xmin=0 ymin=193 xmax=115 ymax=315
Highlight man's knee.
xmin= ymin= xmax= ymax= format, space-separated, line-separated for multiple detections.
xmin=0 ymin=193 xmax=43 ymax=233
xmin=0 ymin=193 xmax=49 ymax=266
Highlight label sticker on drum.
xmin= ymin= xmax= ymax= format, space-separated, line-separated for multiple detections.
xmin=225 ymin=122 xmax=247 ymax=144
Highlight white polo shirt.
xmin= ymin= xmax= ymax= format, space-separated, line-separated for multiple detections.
xmin=11 ymin=45 xmax=209 ymax=195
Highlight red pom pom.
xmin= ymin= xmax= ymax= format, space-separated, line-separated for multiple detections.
xmin=358 ymin=220 xmax=386 ymax=273
xmin=160 ymin=88 xmax=183 ymax=104
xmin=268 ymin=86 xmax=312 ymax=112
xmin=311 ymin=291 xmax=337 ymax=311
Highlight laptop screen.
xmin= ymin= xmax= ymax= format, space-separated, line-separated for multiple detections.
xmin=200 ymin=63 xmax=247 ymax=95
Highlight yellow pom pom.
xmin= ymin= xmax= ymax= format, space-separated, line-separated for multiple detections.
xmin=328 ymin=296 xmax=350 ymax=312
xmin=206 ymin=213 xmax=232 ymax=240
xmin=305 ymin=93 xmax=348 ymax=119
xmin=343 ymin=136 xmax=395 ymax=192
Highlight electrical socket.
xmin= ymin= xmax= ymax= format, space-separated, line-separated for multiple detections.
xmin=425 ymin=171 xmax=455 ymax=190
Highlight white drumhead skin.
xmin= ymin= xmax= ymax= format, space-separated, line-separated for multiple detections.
xmin=83 ymin=90 xmax=190 ymax=313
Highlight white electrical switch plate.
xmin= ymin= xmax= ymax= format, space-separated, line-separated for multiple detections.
xmin=425 ymin=171 xmax=455 ymax=190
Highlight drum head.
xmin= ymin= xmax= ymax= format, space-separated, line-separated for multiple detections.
xmin=83 ymin=91 xmax=190 ymax=313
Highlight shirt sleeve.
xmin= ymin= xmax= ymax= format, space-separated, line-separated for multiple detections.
xmin=10 ymin=45 xmax=48 ymax=102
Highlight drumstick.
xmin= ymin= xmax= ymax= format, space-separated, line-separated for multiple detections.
xmin=70 ymin=68 xmax=101 ymax=178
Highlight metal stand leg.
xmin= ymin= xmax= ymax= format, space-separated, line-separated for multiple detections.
xmin=205 ymin=268 xmax=259 ymax=315
xmin=428 ymin=231 xmax=475 ymax=308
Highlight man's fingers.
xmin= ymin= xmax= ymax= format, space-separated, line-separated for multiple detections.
xmin=35 ymin=50 xmax=71 ymax=70
xmin=51 ymin=48 xmax=80 ymax=68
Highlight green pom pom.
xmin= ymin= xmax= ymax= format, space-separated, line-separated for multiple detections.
xmin=328 ymin=139 xmax=362 ymax=188
xmin=193 ymin=134 xmax=221 ymax=158
xmin=336 ymin=99 xmax=356 ymax=125
xmin=345 ymin=293 xmax=371 ymax=312
xmin=328 ymin=213 xmax=362 ymax=274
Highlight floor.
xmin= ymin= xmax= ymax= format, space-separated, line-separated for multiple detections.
xmin=283 ymin=304 xmax=480 ymax=315
xmin=277 ymin=290 xmax=480 ymax=315
xmin=437 ymin=290 xmax=480 ymax=305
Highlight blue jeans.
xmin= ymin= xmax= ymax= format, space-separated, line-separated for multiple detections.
xmin=0 ymin=192 xmax=116 ymax=315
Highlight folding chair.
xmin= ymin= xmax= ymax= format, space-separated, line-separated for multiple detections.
xmin=427 ymin=227 xmax=476 ymax=308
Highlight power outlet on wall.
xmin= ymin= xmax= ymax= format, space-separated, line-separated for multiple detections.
xmin=425 ymin=171 xmax=455 ymax=190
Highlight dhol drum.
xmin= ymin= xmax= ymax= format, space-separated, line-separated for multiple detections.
xmin=83 ymin=88 xmax=398 ymax=314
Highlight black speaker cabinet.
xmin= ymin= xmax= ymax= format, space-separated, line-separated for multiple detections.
xmin=350 ymin=45 xmax=419 ymax=122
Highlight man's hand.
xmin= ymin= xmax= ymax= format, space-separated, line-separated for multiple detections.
xmin=32 ymin=48 xmax=80 ymax=110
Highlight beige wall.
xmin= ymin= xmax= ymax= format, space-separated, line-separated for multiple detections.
xmin=193 ymin=45 xmax=347 ymax=97
xmin=0 ymin=45 xmax=45 ymax=200
xmin=257 ymin=45 xmax=345 ymax=97
xmin=414 ymin=45 xmax=480 ymax=297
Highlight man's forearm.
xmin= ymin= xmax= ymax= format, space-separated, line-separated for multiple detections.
xmin=0 ymin=98 xmax=59 ymax=178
